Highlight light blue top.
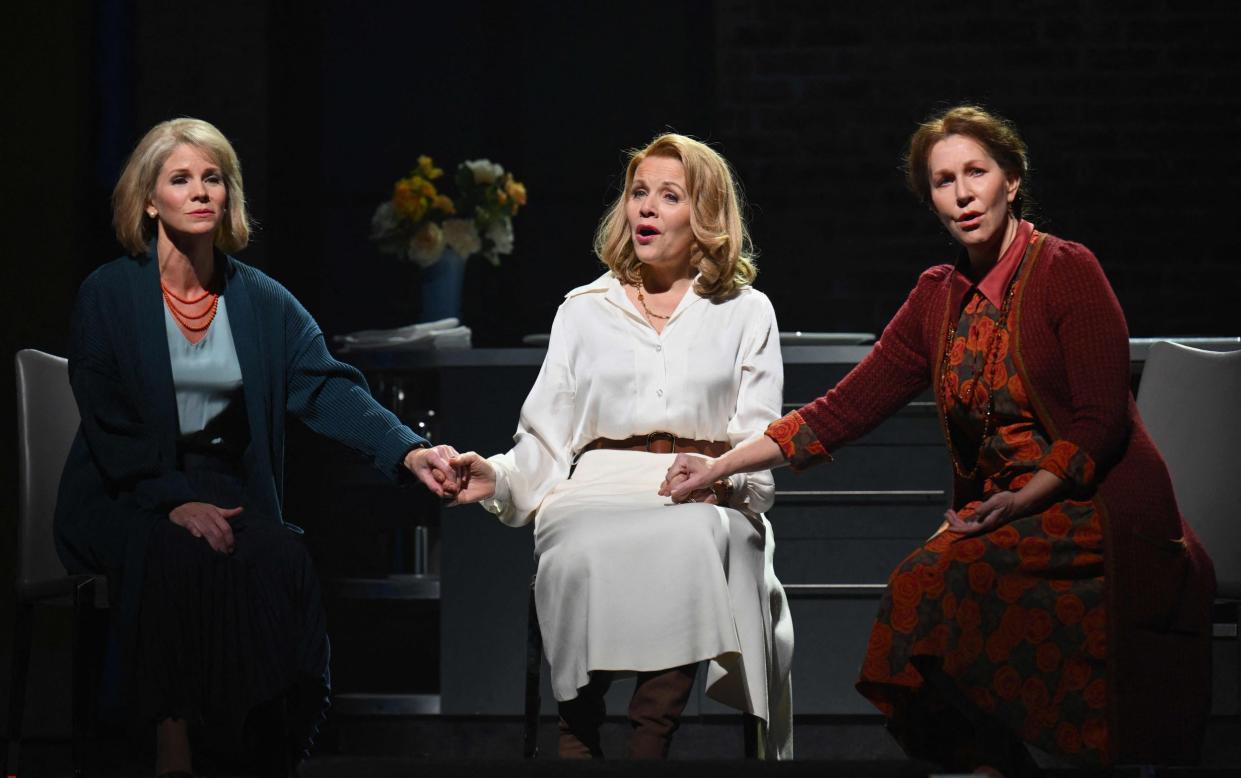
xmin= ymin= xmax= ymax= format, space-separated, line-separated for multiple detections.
xmin=164 ymin=296 xmax=244 ymax=435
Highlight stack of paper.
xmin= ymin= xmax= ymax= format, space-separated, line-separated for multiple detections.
xmin=332 ymin=318 xmax=472 ymax=352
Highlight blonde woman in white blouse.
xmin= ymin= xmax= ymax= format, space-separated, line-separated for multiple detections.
xmin=449 ymin=134 xmax=792 ymax=759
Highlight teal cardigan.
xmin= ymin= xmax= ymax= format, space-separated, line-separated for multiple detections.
xmin=55 ymin=245 xmax=426 ymax=659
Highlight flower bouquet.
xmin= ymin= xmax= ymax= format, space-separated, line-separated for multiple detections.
xmin=371 ymin=155 xmax=528 ymax=268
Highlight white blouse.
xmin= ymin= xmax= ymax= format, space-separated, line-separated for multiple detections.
xmin=484 ymin=271 xmax=783 ymax=525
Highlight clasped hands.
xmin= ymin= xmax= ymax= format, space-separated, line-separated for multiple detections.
xmin=403 ymin=446 xmax=498 ymax=505
xmin=658 ymin=453 xmax=723 ymax=504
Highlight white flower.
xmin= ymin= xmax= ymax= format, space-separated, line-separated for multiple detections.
xmin=464 ymin=158 xmax=504 ymax=185
xmin=409 ymin=222 xmax=446 ymax=267
xmin=484 ymin=218 xmax=514 ymax=265
xmin=442 ymin=218 xmax=482 ymax=257
xmin=370 ymin=201 xmax=399 ymax=237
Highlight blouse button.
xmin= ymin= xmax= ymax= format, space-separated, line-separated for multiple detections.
xmin=656 ymin=388 xmax=664 ymax=397
xmin=655 ymin=345 xmax=662 ymax=352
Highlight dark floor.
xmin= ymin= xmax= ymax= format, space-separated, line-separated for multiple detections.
xmin=6 ymin=716 xmax=1240 ymax=778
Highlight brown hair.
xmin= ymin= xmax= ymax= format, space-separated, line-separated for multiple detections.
xmin=904 ymin=105 xmax=1030 ymax=216
xmin=112 ymin=117 xmax=251 ymax=255
xmin=593 ymin=133 xmax=756 ymax=302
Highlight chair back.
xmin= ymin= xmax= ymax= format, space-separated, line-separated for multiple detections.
xmin=14 ymin=349 xmax=80 ymax=590
xmin=1136 ymin=341 xmax=1241 ymax=598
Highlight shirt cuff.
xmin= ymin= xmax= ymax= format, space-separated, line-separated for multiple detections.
xmin=765 ymin=410 xmax=832 ymax=472
xmin=1036 ymin=439 xmax=1097 ymax=489
xmin=480 ymin=455 xmax=514 ymax=519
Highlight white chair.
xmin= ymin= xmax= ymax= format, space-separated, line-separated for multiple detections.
xmin=1136 ymin=341 xmax=1241 ymax=712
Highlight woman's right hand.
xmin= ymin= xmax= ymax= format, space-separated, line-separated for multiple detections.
xmin=445 ymin=452 xmax=498 ymax=506
xmin=169 ymin=502 xmax=243 ymax=554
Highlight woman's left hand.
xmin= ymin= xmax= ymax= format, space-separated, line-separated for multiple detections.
xmin=945 ymin=490 xmax=1022 ymax=537
xmin=945 ymin=470 xmax=1067 ymax=537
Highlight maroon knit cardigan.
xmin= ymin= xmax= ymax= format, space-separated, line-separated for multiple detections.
xmin=791 ymin=231 xmax=1215 ymax=764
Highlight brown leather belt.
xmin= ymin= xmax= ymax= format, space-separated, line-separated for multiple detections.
xmin=579 ymin=432 xmax=731 ymax=458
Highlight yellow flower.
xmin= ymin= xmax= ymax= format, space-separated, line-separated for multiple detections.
xmin=433 ymin=194 xmax=456 ymax=215
xmin=505 ymin=178 xmax=528 ymax=207
xmin=496 ymin=190 xmax=508 ymax=205
xmin=417 ymin=155 xmax=444 ymax=180
xmin=403 ymin=175 xmax=432 ymax=199
xmin=392 ymin=179 xmax=427 ymax=222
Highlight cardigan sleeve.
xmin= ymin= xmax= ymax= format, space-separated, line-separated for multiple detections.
xmin=67 ymin=273 xmax=195 ymax=512
xmin=282 ymin=293 xmax=427 ymax=481
xmin=774 ymin=266 xmax=944 ymax=470
xmin=1032 ymin=243 xmax=1130 ymax=488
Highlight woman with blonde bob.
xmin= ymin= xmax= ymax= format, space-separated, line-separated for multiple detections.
xmin=448 ymin=134 xmax=793 ymax=759
xmin=56 ymin=117 xmax=460 ymax=775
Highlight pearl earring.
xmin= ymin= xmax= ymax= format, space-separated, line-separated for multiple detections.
xmin=147 ymin=209 xmax=157 ymax=218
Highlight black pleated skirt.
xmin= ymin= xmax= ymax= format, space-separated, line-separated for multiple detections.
xmin=133 ymin=448 xmax=330 ymax=760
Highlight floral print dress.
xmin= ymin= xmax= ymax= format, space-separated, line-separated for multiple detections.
xmin=770 ymin=267 xmax=1110 ymax=766
xmin=870 ymin=280 xmax=1108 ymax=764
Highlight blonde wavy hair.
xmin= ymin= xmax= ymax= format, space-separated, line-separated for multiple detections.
xmin=593 ymin=133 xmax=756 ymax=302
xmin=112 ymin=117 xmax=251 ymax=255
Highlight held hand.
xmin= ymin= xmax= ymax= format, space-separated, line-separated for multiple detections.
xmin=662 ymin=470 xmax=718 ymax=504
xmin=169 ymin=502 xmax=243 ymax=554
xmin=659 ymin=453 xmax=717 ymax=503
xmin=405 ymin=444 xmax=463 ymax=499
xmin=945 ymin=491 xmax=1022 ymax=537
xmin=444 ymin=452 xmax=498 ymax=506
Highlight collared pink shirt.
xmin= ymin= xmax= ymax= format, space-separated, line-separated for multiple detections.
xmin=951 ymin=220 xmax=1035 ymax=307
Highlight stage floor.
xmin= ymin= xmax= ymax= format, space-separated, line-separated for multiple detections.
xmin=6 ymin=716 xmax=1240 ymax=777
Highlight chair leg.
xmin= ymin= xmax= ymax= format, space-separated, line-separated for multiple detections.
xmin=742 ymin=712 xmax=761 ymax=759
xmin=281 ymin=694 xmax=295 ymax=778
xmin=72 ymin=579 xmax=95 ymax=778
xmin=1234 ymin=601 xmax=1241 ymax=719
xmin=5 ymin=600 xmax=34 ymax=778
xmin=523 ymin=575 xmax=542 ymax=759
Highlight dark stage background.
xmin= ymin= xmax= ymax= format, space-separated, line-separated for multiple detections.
xmin=2 ymin=0 xmax=1239 ymax=738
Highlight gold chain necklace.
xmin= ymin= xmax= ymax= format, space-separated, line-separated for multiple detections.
xmin=633 ymin=281 xmax=672 ymax=321
xmin=937 ymin=249 xmax=1028 ymax=480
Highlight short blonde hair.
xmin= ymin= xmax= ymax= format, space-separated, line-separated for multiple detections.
xmin=593 ymin=133 xmax=756 ymax=302
xmin=112 ymin=117 xmax=251 ymax=255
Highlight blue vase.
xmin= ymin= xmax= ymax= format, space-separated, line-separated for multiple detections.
xmin=418 ymin=248 xmax=466 ymax=322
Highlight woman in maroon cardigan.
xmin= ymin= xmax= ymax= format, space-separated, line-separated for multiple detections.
xmin=662 ymin=105 xmax=1215 ymax=776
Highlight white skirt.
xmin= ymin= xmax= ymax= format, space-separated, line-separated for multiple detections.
xmin=533 ymin=449 xmax=794 ymax=758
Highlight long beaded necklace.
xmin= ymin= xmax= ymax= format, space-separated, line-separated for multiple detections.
xmin=937 ymin=250 xmax=1028 ymax=480
xmin=161 ymin=281 xmax=220 ymax=333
